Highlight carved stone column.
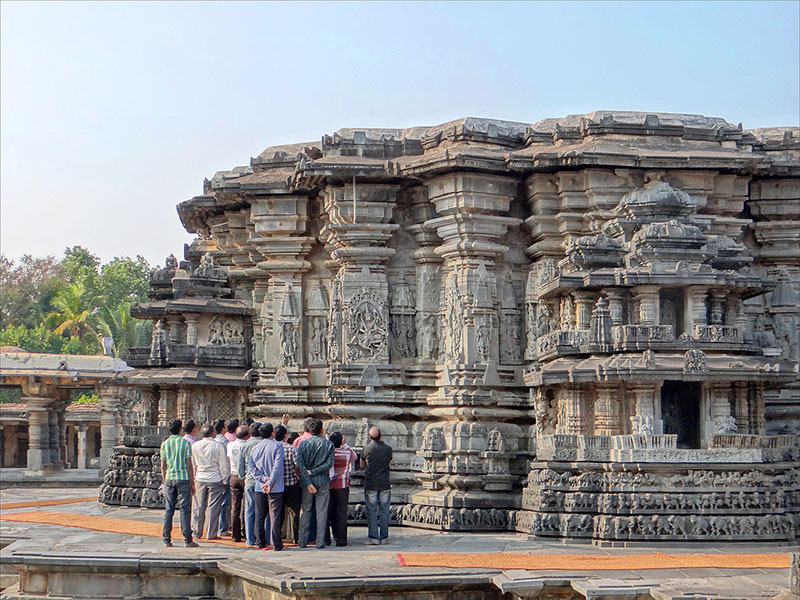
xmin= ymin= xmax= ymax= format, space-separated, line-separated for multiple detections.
xmin=57 ymin=404 xmax=68 ymax=469
xmin=24 ymin=397 xmax=52 ymax=473
xmin=594 ymin=383 xmax=620 ymax=436
xmin=733 ymin=382 xmax=750 ymax=433
xmin=176 ymin=386 xmax=191 ymax=421
xmin=98 ymin=390 xmax=123 ymax=469
xmin=604 ymin=288 xmax=626 ymax=326
xmin=634 ymin=285 xmax=660 ymax=326
xmin=48 ymin=407 xmax=62 ymax=469
xmin=557 ymin=385 xmax=586 ymax=434
xmin=184 ymin=313 xmax=199 ymax=346
xmin=750 ymin=383 xmax=766 ymax=435
xmin=687 ymin=287 xmax=709 ymax=333
xmin=573 ymin=292 xmax=596 ymax=331
xmin=76 ymin=425 xmax=89 ymax=469
xmin=629 ymin=382 xmax=662 ymax=435
xmin=709 ymin=382 xmax=734 ymax=436
xmin=709 ymin=289 xmax=726 ymax=325
xmin=157 ymin=388 xmax=177 ymax=426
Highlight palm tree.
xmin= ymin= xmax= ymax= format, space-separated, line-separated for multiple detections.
xmin=96 ymin=302 xmax=148 ymax=358
xmin=45 ymin=282 xmax=100 ymax=351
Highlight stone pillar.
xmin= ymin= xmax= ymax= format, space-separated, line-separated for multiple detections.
xmin=750 ymin=383 xmax=766 ymax=435
xmin=594 ymin=383 xmax=620 ymax=436
xmin=557 ymin=385 xmax=586 ymax=434
xmin=184 ymin=313 xmax=199 ymax=346
xmin=158 ymin=388 xmax=177 ymax=426
xmin=25 ymin=399 xmax=52 ymax=473
xmin=166 ymin=316 xmax=182 ymax=344
xmin=687 ymin=287 xmax=708 ymax=334
xmin=48 ymin=408 xmax=62 ymax=469
xmin=573 ymin=292 xmax=596 ymax=331
xmin=57 ymin=404 xmax=67 ymax=469
xmin=99 ymin=397 xmax=121 ymax=469
xmin=604 ymin=289 xmax=626 ymax=326
xmin=709 ymin=382 xmax=734 ymax=437
xmin=634 ymin=285 xmax=660 ymax=326
xmin=709 ymin=289 xmax=726 ymax=325
xmin=176 ymin=386 xmax=191 ymax=421
xmin=630 ymin=382 xmax=662 ymax=435
xmin=733 ymin=382 xmax=750 ymax=434
xmin=76 ymin=424 xmax=89 ymax=469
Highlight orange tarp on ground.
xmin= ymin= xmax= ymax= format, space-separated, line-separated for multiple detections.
xmin=395 ymin=552 xmax=791 ymax=570
xmin=0 ymin=497 xmax=97 ymax=510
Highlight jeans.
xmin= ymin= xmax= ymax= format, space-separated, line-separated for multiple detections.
xmin=282 ymin=483 xmax=301 ymax=544
xmin=230 ymin=474 xmax=245 ymax=541
xmin=244 ymin=484 xmax=269 ymax=546
xmin=299 ymin=481 xmax=329 ymax=548
xmin=193 ymin=480 xmax=225 ymax=539
xmin=218 ymin=482 xmax=231 ymax=533
xmin=254 ymin=491 xmax=284 ymax=550
xmin=162 ymin=480 xmax=192 ymax=544
xmin=328 ymin=487 xmax=350 ymax=546
xmin=364 ymin=489 xmax=391 ymax=543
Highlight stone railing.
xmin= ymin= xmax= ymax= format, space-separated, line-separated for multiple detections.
xmin=125 ymin=344 xmax=247 ymax=368
xmin=694 ymin=324 xmax=741 ymax=343
xmin=124 ymin=347 xmax=151 ymax=367
xmin=613 ymin=324 xmax=674 ymax=344
xmin=612 ymin=434 xmax=678 ymax=450
xmin=536 ymin=330 xmax=590 ymax=358
xmin=120 ymin=425 xmax=170 ymax=448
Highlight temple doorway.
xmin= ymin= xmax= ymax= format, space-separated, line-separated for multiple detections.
xmin=661 ymin=380 xmax=701 ymax=448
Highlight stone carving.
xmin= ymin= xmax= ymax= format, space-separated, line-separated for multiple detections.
xmin=443 ymin=275 xmax=463 ymax=362
xmin=309 ymin=316 xmax=328 ymax=363
xmin=501 ymin=313 xmax=521 ymax=362
xmin=534 ymin=390 xmax=557 ymax=437
xmin=683 ymin=348 xmax=708 ymax=373
xmin=354 ymin=418 xmax=370 ymax=447
xmin=559 ymin=295 xmax=575 ymax=330
xmin=421 ymin=426 xmax=446 ymax=454
xmin=486 ymin=429 xmax=506 ymax=453
xmin=345 ymin=286 xmax=389 ymax=362
xmin=714 ymin=415 xmax=738 ymax=434
xmin=280 ymin=322 xmax=298 ymax=367
xmin=327 ymin=275 xmax=343 ymax=363
xmin=208 ymin=315 xmax=245 ymax=345
xmin=475 ymin=314 xmax=492 ymax=362
xmin=149 ymin=319 xmax=169 ymax=362
xmin=391 ymin=314 xmax=416 ymax=359
xmin=524 ymin=302 xmax=537 ymax=359
xmin=416 ymin=313 xmax=439 ymax=360
xmin=192 ymin=253 xmax=225 ymax=279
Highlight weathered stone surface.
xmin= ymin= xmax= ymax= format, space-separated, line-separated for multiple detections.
xmin=105 ymin=112 xmax=799 ymax=542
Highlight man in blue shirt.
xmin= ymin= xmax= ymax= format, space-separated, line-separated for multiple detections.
xmin=247 ymin=422 xmax=285 ymax=550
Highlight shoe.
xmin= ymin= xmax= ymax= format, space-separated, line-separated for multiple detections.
xmin=315 ymin=544 xmax=327 ymax=549
xmin=246 ymin=544 xmax=259 ymax=549
xmin=221 ymin=531 xmax=231 ymax=537
xmin=185 ymin=541 xmax=199 ymax=548
xmin=380 ymin=539 xmax=390 ymax=545
xmin=364 ymin=539 xmax=380 ymax=545
xmin=163 ymin=541 xmax=173 ymax=548
xmin=232 ymin=538 xmax=242 ymax=543
xmin=206 ymin=536 xmax=221 ymax=541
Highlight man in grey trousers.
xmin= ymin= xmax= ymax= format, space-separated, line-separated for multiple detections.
xmin=296 ymin=418 xmax=334 ymax=549
xmin=191 ymin=423 xmax=230 ymax=540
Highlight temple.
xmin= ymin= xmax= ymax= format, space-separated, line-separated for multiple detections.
xmin=104 ymin=111 xmax=799 ymax=543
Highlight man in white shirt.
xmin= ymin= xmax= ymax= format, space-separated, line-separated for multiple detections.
xmin=191 ymin=424 xmax=230 ymax=540
xmin=226 ymin=424 xmax=250 ymax=542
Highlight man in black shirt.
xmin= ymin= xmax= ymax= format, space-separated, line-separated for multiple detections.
xmin=360 ymin=426 xmax=392 ymax=545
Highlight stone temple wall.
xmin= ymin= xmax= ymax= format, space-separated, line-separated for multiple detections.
xmin=111 ymin=112 xmax=799 ymax=542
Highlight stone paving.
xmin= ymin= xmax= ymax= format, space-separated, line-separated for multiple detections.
xmin=0 ymin=487 xmax=794 ymax=599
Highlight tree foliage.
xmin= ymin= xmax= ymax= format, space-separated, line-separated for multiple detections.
xmin=0 ymin=247 xmax=152 ymax=356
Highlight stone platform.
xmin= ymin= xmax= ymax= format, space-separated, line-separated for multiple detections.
xmin=0 ymin=470 xmax=103 ymax=488
xmin=0 ymin=487 xmax=794 ymax=600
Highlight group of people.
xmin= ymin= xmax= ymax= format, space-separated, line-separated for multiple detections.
xmin=159 ymin=415 xmax=393 ymax=550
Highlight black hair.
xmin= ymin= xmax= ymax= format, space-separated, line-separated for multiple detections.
xmin=287 ymin=432 xmax=300 ymax=445
xmin=236 ymin=425 xmax=250 ymax=440
xmin=227 ymin=418 xmax=240 ymax=432
xmin=328 ymin=431 xmax=343 ymax=448
xmin=250 ymin=423 xmax=262 ymax=438
xmin=201 ymin=424 xmax=216 ymax=438
xmin=309 ymin=419 xmax=323 ymax=435
xmin=183 ymin=419 xmax=196 ymax=435
xmin=244 ymin=417 xmax=254 ymax=426
xmin=214 ymin=419 xmax=226 ymax=434
xmin=261 ymin=422 xmax=274 ymax=438
xmin=169 ymin=419 xmax=182 ymax=435
xmin=275 ymin=425 xmax=287 ymax=442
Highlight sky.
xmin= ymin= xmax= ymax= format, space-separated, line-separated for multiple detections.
xmin=2 ymin=1 xmax=798 ymax=267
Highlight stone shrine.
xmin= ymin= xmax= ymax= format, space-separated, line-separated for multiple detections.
xmin=106 ymin=111 xmax=799 ymax=543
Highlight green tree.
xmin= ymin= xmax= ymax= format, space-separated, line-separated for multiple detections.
xmin=0 ymin=254 xmax=66 ymax=328
xmin=0 ymin=323 xmax=68 ymax=353
xmin=45 ymin=282 xmax=101 ymax=353
xmin=98 ymin=255 xmax=151 ymax=308
xmin=96 ymin=301 xmax=150 ymax=358
xmin=61 ymin=246 xmax=101 ymax=301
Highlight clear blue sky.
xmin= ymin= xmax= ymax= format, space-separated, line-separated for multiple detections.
xmin=2 ymin=1 xmax=798 ymax=266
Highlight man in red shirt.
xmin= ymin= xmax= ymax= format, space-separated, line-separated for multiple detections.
xmin=326 ymin=431 xmax=357 ymax=547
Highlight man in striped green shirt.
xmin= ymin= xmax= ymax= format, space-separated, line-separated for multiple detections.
xmin=160 ymin=419 xmax=199 ymax=547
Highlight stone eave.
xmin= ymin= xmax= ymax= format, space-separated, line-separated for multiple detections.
xmin=124 ymin=367 xmax=251 ymax=387
xmin=524 ymin=352 xmax=795 ymax=386
xmin=130 ymin=298 xmax=252 ymax=318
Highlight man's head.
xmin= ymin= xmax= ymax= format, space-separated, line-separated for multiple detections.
xmin=250 ymin=423 xmax=262 ymax=438
xmin=329 ymin=431 xmax=343 ymax=448
xmin=183 ymin=420 xmax=197 ymax=436
xmin=309 ymin=419 xmax=323 ymax=436
xmin=275 ymin=425 xmax=287 ymax=442
xmin=235 ymin=425 xmax=250 ymax=440
xmin=227 ymin=418 xmax=240 ymax=433
xmin=214 ymin=419 xmax=226 ymax=435
xmin=244 ymin=417 xmax=254 ymax=426
xmin=169 ymin=419 xmax=182 ymax=436
xmin=261 ymin=422 xmax=274 ymax=439
xmin=368 ymin=426 xmax=381 ymax=441
xmin=302 ymin=417 xmax=315 ymax=433
xmin=287 ymin=432 xmax=299 ymax=445
xmin=201 ymin=424 xmax=215 ymax=439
